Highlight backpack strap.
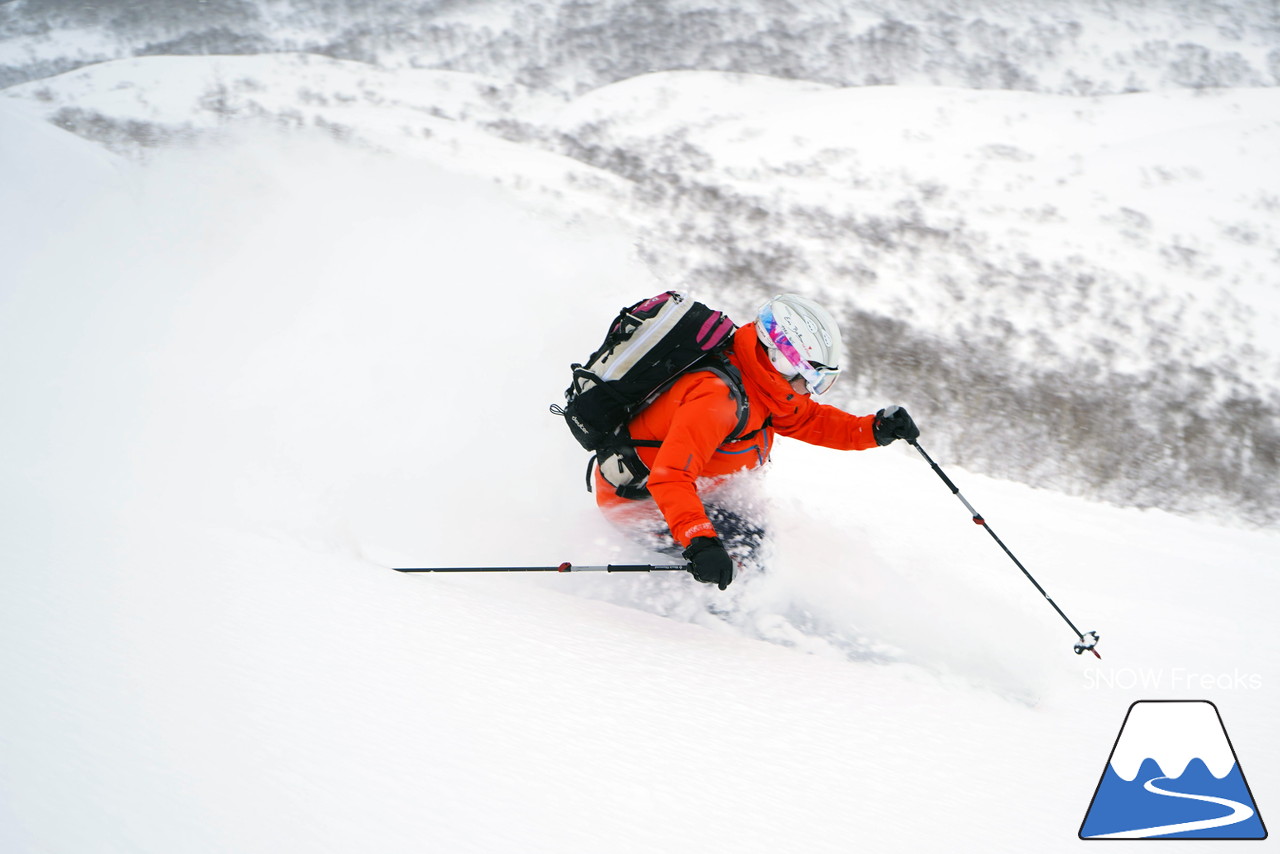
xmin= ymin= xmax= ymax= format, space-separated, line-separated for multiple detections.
xmin=590 ymin=356 xmax=755 ymax=499
xmin=699 ymin=358 xmax=752 ymax=443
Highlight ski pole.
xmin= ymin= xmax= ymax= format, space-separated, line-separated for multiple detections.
xmin=907 ymin=439 xmax=1101 ymax=658
xmin=393 ymin=562 xmax=687 ymax=574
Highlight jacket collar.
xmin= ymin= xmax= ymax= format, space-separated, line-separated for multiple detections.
xmin=728 ymin=323 xmax=806 ymax=414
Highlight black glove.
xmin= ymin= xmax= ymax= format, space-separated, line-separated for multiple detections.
xmin=682 ymin=536 xmax=735 ymax=590
xmin=873 ymin=405 xmax=920 ymax=446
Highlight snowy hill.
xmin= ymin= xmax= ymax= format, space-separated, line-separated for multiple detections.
xmin=5 ymin=52 xmax=1279 ymax=522
xmin=3 ymin=0 xmax=1280 ymax=94
xmin=3 ymin=6 xmax=1279 ymax=852
xmin=3 ymin=104 xmax=1277 ymax=852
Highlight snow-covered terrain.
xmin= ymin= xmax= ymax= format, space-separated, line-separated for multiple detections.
xmin=8 ymin=50 xmax=1279 ymax=521
xmin=4 ymin=0 xmax=1279 ymax=95
xmin=3 ymin=6 xmax=1279 ymax=852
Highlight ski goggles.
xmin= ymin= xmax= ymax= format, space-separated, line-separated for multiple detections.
xmin=757 ymin=304 xmax=840 ymax=396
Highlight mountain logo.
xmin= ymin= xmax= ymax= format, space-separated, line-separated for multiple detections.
xmin=1080 ymin=700 xmax=1267 ymax=839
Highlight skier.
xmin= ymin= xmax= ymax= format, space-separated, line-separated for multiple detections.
xmin=593 ymin=293 xmax=919 ymax=590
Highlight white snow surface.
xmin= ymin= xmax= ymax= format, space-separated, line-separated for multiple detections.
xmin=2 ymin=62 xmax=1278 ymax=853
xmin=10 ymin=56 xmax=1280 ymax=394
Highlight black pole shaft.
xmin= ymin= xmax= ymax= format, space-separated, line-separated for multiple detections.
xmin=908 ymin=439 xmax=1090 ymax=641
xmin=393 ymin=563 xmax=687 ymax=573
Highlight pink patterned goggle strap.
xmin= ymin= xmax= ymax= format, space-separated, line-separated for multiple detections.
xmin=758 ymin=304 xmax=839 ymax=395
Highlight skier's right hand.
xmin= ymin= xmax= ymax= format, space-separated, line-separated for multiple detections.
xmin=873 ymin=405 xmax=920 ymax=445
xmin=682 ymin=536 xmax=735 ymax=590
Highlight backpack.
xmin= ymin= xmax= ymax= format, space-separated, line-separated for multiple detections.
xmin=551 ymin=291 xmax=752 ymax=499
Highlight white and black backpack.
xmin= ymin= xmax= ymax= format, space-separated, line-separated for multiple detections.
xmin=552 ymin=291 xmax=753 ymax=498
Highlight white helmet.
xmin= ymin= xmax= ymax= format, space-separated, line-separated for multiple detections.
xmin=754 ymin=294 xmax=843 ymax=395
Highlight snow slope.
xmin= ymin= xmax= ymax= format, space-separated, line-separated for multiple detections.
xmin=8 ymin=54 xmax=1279 ymax=523
xmin=4 ymin=0 xmax=1279 ymax=95
xmin=2 ymin=62 xmax=1278 ymax=854
xmin=13 ymin=55 xmax=1278 ymax=390
xmin=535 ymin=71 xmax=1280 ymax=382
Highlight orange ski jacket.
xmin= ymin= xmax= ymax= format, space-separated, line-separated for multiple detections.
xmin=595 ymin=323 xmax=878 ymax=546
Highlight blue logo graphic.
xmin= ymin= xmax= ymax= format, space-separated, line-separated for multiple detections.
xmin=1080 ymin=700 xmax=1267 ymax=839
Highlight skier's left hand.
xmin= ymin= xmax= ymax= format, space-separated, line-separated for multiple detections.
xmin=873 ymin=405 xmax=919 ymax=445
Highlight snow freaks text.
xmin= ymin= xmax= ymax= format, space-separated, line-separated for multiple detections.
xmin=1084 ymin=668 xmax=1263 ymax=691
